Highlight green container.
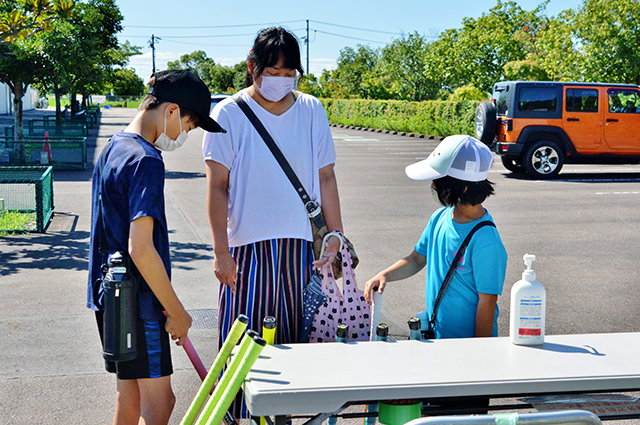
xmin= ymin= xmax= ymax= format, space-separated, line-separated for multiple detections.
xmin=378 ymin=401 xmax=422 ymax=425
xmin=0 ymin=166 xmax=54 ymax=232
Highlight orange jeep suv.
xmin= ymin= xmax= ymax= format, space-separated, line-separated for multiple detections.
xmin=475 ymin=81 xmax=640 ymax=178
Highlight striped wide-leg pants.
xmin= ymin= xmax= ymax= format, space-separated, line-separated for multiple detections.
xmin=218 ymin=238 xmax=313 ymax=418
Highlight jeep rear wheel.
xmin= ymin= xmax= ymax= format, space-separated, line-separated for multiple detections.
xmin=474 ymin=102 xmax=497 ymax=145
xmin=524 ymin=141 xmax=564 ymax=178
xmin=501 ymin=156 xmax=526 ymax=174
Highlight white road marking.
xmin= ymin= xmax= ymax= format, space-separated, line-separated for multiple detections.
xmin=595 ymin=191 xmax=640 ymax=195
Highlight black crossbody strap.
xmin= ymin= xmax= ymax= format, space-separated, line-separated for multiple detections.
xmin=233 ymin=94 xmax=312 ymax=205
xmin=97 ymin=142 xmax=110 ymax=254
xmin=429 ymin=220 xmax=496 ymax=328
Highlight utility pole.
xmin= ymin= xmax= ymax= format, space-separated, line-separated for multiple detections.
xmin=306 ymin=20 xmax=310 ymax=75
xmin=148 ymin=34 xmax=161 ymax=74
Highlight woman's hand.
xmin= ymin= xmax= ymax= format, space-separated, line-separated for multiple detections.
xmin=364 ymin=273 xmax=387 ymax=305
xmin=312 ymin=234 xmax=341 ymax=270
xmin=214 ymin=251 xmax=238 ymax=292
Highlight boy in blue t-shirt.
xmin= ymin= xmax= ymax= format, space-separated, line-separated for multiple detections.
xmin=87 ymin=70 xmax=225 ymax=424
xmin=364 ymin=135 xmax=507 ymax=339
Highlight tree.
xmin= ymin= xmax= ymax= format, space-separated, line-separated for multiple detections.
xmin=503 ymin=59 xmax=549 ymax=81
xmin=31 ymin=19 xmax=76 ymax=123
xmin=168 ymin=50 xmax=216 ymax=87
xmin=424 ymin=1 xmax=550 ymax=93
xmin=297 ymin=74 xmax=323 ymax=98
xmin=207 ymin=63 xmax=236 ymax=94
xmin=108 ymin=68 xmax=144 ymax=96
xmin=0 ymin=40 xmax=46 ymax=158
xmin=534 ymin=9 xmax=581 ymax=81
xmin=573 ymin=0 xmax=640 ymax=84
xmin=0 ymin=0 xmax=73 ymax=151
xmin=67 ymin=0 xmax=132 ymax=110
xmin=332 ymin=45 xmax=380 ymax=98
xmin=377 ymin=32 xmax=438 ymax=101
xmin=32 ymin=0 xmax=138 ymax=120
xmin=167 ymin=53 xmax=247 ymax=94
xmin=447 ymin=85 xmax=489 ymax=101
xmin=231 ymin=61 xmax=247 ymax=92
xmin=0 ymin=0 xmax=73 ymax=44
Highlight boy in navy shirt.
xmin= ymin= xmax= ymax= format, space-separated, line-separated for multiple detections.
xmin=87 ymin=70 xmax=224 ymax=424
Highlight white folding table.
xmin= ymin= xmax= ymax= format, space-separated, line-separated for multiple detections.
xmin=243 ymin=333 xmax=640 ymax=423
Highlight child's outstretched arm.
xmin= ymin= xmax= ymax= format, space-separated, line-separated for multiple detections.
xmin=364 ymin=250 xmax=426 ymax=304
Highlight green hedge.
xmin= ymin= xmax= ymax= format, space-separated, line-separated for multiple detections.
xmin=319 ymin=98 xmax=480 ymax=137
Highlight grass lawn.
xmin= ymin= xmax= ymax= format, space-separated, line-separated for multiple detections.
xmin=45 ymin=96 xmax=141 ymax=109
xmin=0 ymin=211 xmax=36 ymax=234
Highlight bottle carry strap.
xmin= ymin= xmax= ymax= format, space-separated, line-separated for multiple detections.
xmin=97 ymin=144 xmax=109 ymax=254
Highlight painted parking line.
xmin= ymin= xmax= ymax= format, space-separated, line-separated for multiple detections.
xmin=561 ymin=178 xmax=640 ymax=183
xmin=595 ymin=191 xmax=640 ymax=195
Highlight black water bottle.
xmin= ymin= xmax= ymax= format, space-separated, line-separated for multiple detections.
xmin=408 ymin=317 xmax=422 ymax=340
xmin=336 ymin=324 xmax=349 ymax=343
xmin=376 ymin=323 xmax=389 ymax=341
xmin=102 ymin=252 xmax=138 ymax=362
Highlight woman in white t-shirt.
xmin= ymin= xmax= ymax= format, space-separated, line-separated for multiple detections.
xmin=202 ymin=26 xmax=343 ymax=412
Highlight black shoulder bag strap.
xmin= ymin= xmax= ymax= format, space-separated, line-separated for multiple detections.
xmin=428 ymin=220 xmax=496 ymax=333
xmin=97 ymin=143 xmax=110 ymax=256
xmin=232 ymin=94 xmax=325 ymax=228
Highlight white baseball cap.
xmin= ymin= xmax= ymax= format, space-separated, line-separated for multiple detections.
xmin=405 ymin=135 xmax=494 ymax=182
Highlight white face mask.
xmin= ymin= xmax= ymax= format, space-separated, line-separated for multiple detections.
xmin=154 ymin=106 xmax=188 ymax=151
xmin=256 ymin=75 xmax=296 ymax=102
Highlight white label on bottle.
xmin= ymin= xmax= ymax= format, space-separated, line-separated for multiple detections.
xmin=518 ymin=296 xmax=542 ymax=334
xmin=115 ymin=288 xmax=120 ymax=297
xmin=127 ymin=333 xmax=132 ymax=348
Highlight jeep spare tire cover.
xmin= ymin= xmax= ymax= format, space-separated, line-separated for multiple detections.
xmin=475 ymin=102 xmax=497 ymax=145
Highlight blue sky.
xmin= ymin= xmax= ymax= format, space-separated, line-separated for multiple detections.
xmin=117 ymin=0 xmax=584 ymax=82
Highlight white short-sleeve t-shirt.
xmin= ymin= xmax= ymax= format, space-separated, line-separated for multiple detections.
xmin=202 ymin=89 xmax=336 ymax=248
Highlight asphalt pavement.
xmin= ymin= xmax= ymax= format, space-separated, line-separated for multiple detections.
xmin=2 ymin=106 xmax=640 ymax=424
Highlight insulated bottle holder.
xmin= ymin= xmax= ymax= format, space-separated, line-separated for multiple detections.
xmin=102 ymin=252 xmax=138 ymax=362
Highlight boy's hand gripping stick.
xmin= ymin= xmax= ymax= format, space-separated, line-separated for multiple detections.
xmin=164 ymin=310 xmax=209 ymax=382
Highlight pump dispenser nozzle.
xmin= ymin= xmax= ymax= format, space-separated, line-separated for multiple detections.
xmin=523 ymin=254 xmax=536 ymax=281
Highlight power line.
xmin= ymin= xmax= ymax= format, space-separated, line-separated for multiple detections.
xmin=313 ymin=29 xmax=390 ymax=44
xmin=310 ymin=20 xmax=401 ymax=36
xmin=157 ymin=32 xmax=259 ymax=39
xmin=159 ymin=39 xmax=249 ymax=47
xmin=124 ymin=20 xmax=305 ymax=30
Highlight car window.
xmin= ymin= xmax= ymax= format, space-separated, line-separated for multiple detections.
xmin=494 ymin=87 xmax=509 ymax=116
xmin=210 ymin=95 xmax=231 ymax=113
xmin=518 ymin=87 xmax=557 ymax=112
xmin=608 ymin=89 xmax=640 ymax=114
xmin=566 ymin=88 xmax=598 ymax=113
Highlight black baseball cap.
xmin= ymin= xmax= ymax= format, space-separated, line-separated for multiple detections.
xmin=147 ymin=69 xmax=226 ymax=133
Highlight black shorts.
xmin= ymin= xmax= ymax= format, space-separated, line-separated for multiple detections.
xmin=95 ymin=311 xmax=173 ymax=380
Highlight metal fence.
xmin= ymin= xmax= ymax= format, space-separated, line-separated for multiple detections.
xmin=6 ymin=123 xmax=88 ymax=138
xmin=0 ymin=166 xmax=54 ymax=233
xmin=0 ymin=137 xmax=87 ymax=170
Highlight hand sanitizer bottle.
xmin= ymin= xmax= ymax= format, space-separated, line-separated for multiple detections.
xmin=510 ymin=254 xmax=546 ymax=345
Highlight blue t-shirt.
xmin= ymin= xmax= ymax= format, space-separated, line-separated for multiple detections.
xmin=87 ymin=132 xmax=170 ymax=320
xmin=415 ymin=207 xmax=507 ymax=339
